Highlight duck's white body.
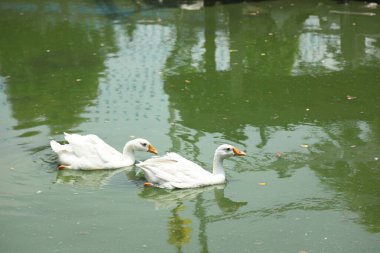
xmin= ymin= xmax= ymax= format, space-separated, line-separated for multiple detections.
xmin=137 ymin=144 xmax=245 ymax=189
xmin=50 ymin=133 xmax=157 ymax=170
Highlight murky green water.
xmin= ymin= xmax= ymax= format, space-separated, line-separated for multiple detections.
xmin=1 ymin=0 xmax=380 ymax=252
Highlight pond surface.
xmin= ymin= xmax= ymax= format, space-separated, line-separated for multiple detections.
xmin=1 ymin=0 xmax=380 ymax=252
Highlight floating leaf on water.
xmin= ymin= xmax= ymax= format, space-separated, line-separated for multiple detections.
xmin=365 ymin=2 xmax=378 ymax=9
xmin=258 ymin=182 xmax=267 ymax=186
xmin=300 ymin=144 xmax=309 ymax=148
xmin=276 ymin=152 xmax=283 ymax=158
xmin=184 ymin=80 xmax=191 ymax=83
xmin=346 ymin=95 xmax=357 ymax=100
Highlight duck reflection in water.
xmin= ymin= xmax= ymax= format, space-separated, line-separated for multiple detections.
xmin=55 ymin=168 xmax=127 ymax=188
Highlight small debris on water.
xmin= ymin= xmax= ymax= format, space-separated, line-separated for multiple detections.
xmin=300 ymin=144 xmax=309 ymax=148
xmin=36 ymin=190 xmax=42 ymax=194
xmin=46 ymin=49 xmax=51 ymax=53
xmin=375 ymin=157 xmax=379 ymax=161
xmin=365 ymin=2 xmax=378 ymax=9
xmin=260 ymin=53 xmax=266 ymax=56
xmin=75 ymin=79 xmax=82 ymax=82
xmin=350 ymin=145 xmax=356 ymax=148
xmin=346 ymin=95 xmax=357 ymax=100
xmin=258 ymin=182 xmax=268 ymax=186
xmin=276 ymin=152 xmax=283 ymax=158
xmin=306 ymin=108 xmax=310 ymax=111
xmin=184 ymin=80 xmax=191 ymax=83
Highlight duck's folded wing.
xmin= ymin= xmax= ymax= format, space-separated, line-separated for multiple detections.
xmin=85 ymin=134 xmax=123 ymax=163
xmin=64 ymin=133 xmax=121 ymax=163
xmin=137 ymin=152 xmax=212 ymax=186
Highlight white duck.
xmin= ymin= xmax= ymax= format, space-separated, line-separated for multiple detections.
xmin=137 ymin=144 xmax=245 ymax=189
xmin=50 ymin=133 xmax=157 ymax=170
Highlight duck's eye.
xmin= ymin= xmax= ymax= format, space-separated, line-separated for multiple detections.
xmin=226 ymin=148 xmax=231 ymax=151
xmin=141 ymin=143 xmax=147 ymax=147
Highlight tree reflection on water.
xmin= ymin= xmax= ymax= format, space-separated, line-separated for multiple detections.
xmin=139 ymin=185 xmax=247 ymax=252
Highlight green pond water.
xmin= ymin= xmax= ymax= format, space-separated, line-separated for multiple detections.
xmin=1 ymin=0 xmax=380 ymax=252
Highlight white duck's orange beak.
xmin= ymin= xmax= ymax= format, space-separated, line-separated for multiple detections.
xmin=148 ymin=144 xmax=158 ymax=155
xmin=233 ymin=147 xmax=246 ymax=156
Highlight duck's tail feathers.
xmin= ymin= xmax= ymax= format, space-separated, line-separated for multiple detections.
xmin=50 ymin=140 xmax=72 ymax=153
xmin=50 ymin=140 xmax=62 ymax=153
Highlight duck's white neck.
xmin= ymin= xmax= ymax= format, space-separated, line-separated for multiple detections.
xmin=212 ymin=153 xmax=225 ymax=176
xmin=122 ymin=142 xmax=136 ymax=162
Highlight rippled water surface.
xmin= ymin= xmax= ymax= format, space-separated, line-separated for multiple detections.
xmin=1 ymin=0 xmax=380 ymax=252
